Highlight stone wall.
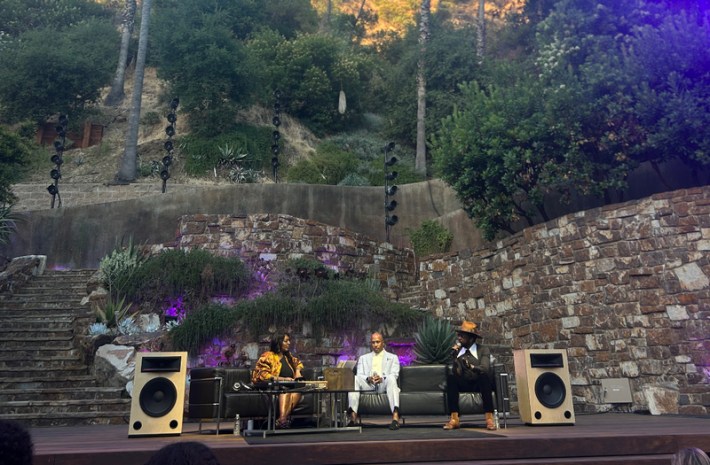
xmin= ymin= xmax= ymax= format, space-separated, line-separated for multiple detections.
xmin=174 ymin=213 xmax=418 ymax=295
xmin=413 ymin=187 xmax=710 ymax=415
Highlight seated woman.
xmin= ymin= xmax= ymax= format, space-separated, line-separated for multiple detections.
xmin=252 ymin=332 xmax=304 ymax=429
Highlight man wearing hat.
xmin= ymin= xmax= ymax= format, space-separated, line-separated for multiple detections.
xmin=443 ymin=321 xmax=496 ymax=430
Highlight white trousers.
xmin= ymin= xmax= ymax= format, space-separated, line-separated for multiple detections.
xmin=348 ymin=376 xmax=400 ymax=414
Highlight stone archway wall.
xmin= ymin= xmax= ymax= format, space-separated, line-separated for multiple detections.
xmin=413 ymin=187 xmax=710 ymax=415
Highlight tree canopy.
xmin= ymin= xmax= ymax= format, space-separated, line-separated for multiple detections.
xmin=0 ymin=17 xmax=117 ymax=123
xmin=0 ymin=127 xmax=32 ymax=206
xmin=432 ymin=0 xmax=710 ymax=239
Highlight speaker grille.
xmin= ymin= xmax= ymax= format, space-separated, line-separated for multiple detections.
xmin=139 ymin=377 xmax=177 ymax=418
xmin=534 ymin=372 xmax=566 ymax=408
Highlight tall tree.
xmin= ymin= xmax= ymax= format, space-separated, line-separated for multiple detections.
xmin=104 ymin=0 xmax=137 ymax=106
xmin=415 ymin=0 xmax=430 ymax=176
xmin=115 ymin=0 xmax=152 ymax=183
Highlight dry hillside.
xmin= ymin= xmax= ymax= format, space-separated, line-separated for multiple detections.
xmin=25 ymin=68 xmax=319 ymax=186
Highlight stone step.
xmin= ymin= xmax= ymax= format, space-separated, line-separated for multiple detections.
xmin=0 ymin=387 xmax=126 ymax=402
xmin=0 ymin=328 xmax=75 ymax=339
xmin=0 ymin=411 xmax=130 ymax=427
xmin=0 ymin=375 xmax=99 ymax=390
xmin=0 ymin=347 xmax=83 ymax=358
xmin=0 ymin=365 xmax=89 ymax=378
xmin=0 ymin=398 xmax=132 ymax=416
xmin=1 ymin=336 xmax=75 ymax=350
xmin=0 ymin=355 xmax=85 ymax=370
xmin=0 ymin=308 xmax=87 ymax=316
xmin=0 ymin=294 xmax=84 ymax=303
xmin=0 ymin=301 xmax=85 ymax=310
xmin=0 ymin=315 xmax=75 ymax=326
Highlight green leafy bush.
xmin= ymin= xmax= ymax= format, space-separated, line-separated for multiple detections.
xmin=0 ymin=127 xmax=32 ymax=205
xmin=286 ymin=142 xmax=358 ymax=184
xmin=140 ymin=111 xmax=162 ymax=126
xmin=120 ymin=249 xmax=250 ymax=307
xmin=409 ymin=220 xmax=453 ymax=257
xmin=170 ymin=273 xmax=423 ymax=354
xmin=412 ymin=316 xmax=457 ymax=365
xmin=169 ymin=303 xmax=241 ymax=356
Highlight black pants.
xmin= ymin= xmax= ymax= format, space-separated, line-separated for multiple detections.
xmin=445 ymin=372 xmax=494 ymax=413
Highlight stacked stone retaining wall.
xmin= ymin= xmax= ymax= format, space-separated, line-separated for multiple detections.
xmin=174 ymin=213 xmax=418 ymax=295
xmin=414 ymin=187 xmax=710 ymax=415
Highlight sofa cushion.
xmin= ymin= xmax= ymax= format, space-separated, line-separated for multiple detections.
xmin=400 ymin=365 xmax=446 ymax=391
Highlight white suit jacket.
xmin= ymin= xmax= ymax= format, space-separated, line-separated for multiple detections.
xmin=355 ymin=350 xmax=400 ymax=383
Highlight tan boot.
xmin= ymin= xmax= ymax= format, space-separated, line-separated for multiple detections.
xmin=443 ymin=412 xmax=460 ymax=430
xmin=485 ymin=412 xmax=497 ymax=431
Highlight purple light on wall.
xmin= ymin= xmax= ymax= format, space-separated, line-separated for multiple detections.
xmin=388 ymin=341 xmax=416 ymax=366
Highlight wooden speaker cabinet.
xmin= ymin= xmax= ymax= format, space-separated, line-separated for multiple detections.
xmin=514 ymin=349 xmax=575 ymax=425
xmin=128 ymin=352 xmax=187 ymax=437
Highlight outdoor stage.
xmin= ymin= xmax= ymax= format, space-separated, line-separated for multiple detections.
xmin=31 ymin=413 xmax=710 ymax=465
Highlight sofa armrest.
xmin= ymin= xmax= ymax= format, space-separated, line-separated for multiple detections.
xmin=493 ymin=364 xmax=510 ymax=414
xmin=188 ymin=374 xmax=224 ymax=420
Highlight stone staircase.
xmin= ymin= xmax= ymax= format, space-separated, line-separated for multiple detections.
xmin=0 ymin=269 xmax=131 ymax=427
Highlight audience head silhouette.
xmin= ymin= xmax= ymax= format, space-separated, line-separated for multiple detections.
xmin=672 ymin=447 xmax=710 ymax=465
xmin=0 ymin=419 xmax=34 ymax=465
xmin=144 ymin=441 xmax=221 ymax=465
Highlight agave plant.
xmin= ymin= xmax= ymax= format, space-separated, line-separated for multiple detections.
xmin=412 ymin=316 xmax=457 ymax=365
xmin=94 ymin=294 xmax=132 ymax=330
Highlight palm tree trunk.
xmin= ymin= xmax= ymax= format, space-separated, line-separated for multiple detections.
xmin=415 ymin=0 xmax=430 ymax=177
xmin=104 ymin=0 xmax=136 ymax=106
xmin=115 ymin=0 xmax=152 ymax=183
xmin=475 ymin=0 xmax=485 ymax=64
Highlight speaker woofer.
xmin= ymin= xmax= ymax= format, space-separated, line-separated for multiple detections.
xmin=534 ymin=372 xmax=566 ymax=408
xmin=139 ymin=377 xmax=177 ymax=418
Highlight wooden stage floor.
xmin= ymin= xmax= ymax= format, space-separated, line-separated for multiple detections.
xmin=30 ymin=413 xmax=709 ymax=465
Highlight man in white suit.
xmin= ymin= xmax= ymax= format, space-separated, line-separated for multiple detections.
xmin=348 ymin=332 xmax=401 ymax=430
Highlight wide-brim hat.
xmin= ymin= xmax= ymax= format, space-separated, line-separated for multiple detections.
xmin=456 ymin=320 xmax=481 ymax=338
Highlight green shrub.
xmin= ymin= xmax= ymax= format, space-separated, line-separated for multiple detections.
xmin=169 ymin=303 xmax=240 ymax=355
xmin=140 ymin=111 xmax=162 ymax=126
xmin=338 ymin=173 xmax=370 ymax=186
xmin=120 ymin=249 xmax=250 ymax=307
xmin=409 ymin=220 xmax=453 ymax=257
xmin=363 ymin=153 xmax=422 ymax=186
xmin=307 ymin=132 xmax=425 ymax=187
xmin=286 ymin=142 xmax=358 ymax=185
xmin=170 ymin=274 xmax=424 ymax=354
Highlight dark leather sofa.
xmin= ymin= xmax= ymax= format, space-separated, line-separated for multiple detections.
xmin=187 ymin=364 xmax=509 ymax=431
